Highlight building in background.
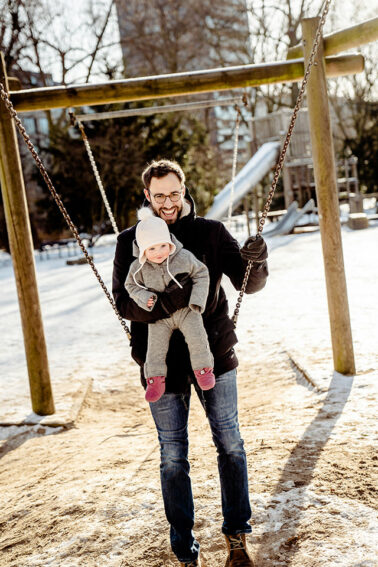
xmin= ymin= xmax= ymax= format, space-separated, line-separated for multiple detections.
xmin=12 ymin=70 xmax=56 ymax=147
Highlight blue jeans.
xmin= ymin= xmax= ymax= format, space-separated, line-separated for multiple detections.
xmin=149 ymin=369 xmax=251 ymax=563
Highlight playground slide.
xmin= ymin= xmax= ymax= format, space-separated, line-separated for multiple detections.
xmin=263 ymin=198 xmax=315 ymax=237
xmin=205 ymin=141 xmax=281 ymax=221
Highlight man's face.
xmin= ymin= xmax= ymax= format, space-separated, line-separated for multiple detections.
xmin=144 ymin=172 xmax=185 ymax=225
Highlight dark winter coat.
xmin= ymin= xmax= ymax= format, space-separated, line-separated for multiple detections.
xmin=112 ymin=191 xmax=268 ymax=394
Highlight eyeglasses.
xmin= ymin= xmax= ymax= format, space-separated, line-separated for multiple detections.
xmin=148 ymin=190 xmax=183 ymax=204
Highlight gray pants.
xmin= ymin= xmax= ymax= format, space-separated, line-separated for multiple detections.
xmin=144 ymin=307 xmax=214 ymax=378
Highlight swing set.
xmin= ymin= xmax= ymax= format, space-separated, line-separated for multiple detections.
xmin=68 ymin=94 xmax=247 ymax=239
xmin=0 ymin=3 xmax=377 ymax=416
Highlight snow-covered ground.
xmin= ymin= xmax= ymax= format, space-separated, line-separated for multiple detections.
xmin=0 ymin=219 xmax=377 ymax=566
xmin=1 ymin=219 xmax=377 ymax=407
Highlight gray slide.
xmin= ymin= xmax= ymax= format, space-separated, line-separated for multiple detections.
xmin=205 ymin=141 xmax=281 ymax=221
xmin=263 ymin=198 xmax=315 ymax=237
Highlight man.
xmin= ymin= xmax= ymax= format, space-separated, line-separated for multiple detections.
xmin=112 ymin=159 xmax=268 ymax=567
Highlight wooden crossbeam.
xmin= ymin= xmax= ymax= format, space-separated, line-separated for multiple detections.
xmin=10 ymin=55 xmax=364 ymax=113
xmin=288 ymin=16 xmax=378 ymax=60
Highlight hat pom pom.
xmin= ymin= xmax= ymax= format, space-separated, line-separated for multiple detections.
xmin=137 ymin=207 xmax=154 ymax=221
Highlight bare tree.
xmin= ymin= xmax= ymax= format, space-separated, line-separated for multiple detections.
xmin=329 ymin=41 xmax=377 ymax=192
xmin=245 ymin=0 xmax=325 ymax=109
xmin=0 ymin=0 xmax=126 ymax=247
xmin=0 ymin=0 xmax=121 ymax=87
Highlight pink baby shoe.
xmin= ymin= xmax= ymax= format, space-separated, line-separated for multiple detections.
xmin=194 ymin=368 xmax=215 ymax=391
xmin=145 ymin=376 xmax=166 ymax=402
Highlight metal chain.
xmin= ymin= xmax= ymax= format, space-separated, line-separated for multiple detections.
xmin=69 ymin=112 xmax=120 ymax=236
xmin=232 ymin=0 xmax=332 ymax=326
xmin=0 ymin=82 xmax=131 ymax=341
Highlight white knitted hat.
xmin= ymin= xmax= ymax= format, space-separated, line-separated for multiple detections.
xmin=135 ymin=208 xmax=175 ymax=264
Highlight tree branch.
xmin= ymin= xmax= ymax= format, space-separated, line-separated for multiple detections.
xmin=85 ymin=0 xmax=114 ymax=83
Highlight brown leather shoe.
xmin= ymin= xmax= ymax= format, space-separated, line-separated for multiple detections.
xmin=180 ymin=554 xmax=204 ymax=566
xmin=224 ymin=533 xmax=254 ymax=566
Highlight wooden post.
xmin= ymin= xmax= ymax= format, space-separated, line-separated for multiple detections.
xmin=302 ymin=18 xmax=356 ymax=375
xmin=0 ymin=54 xmax=55 ymax=414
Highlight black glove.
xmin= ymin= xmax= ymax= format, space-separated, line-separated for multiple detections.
xmin=158 ymin=273 xmax=193 ymax=315
xmin=240 ymin=234 xmax=268 ymax=263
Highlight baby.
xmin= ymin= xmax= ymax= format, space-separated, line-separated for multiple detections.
xmin=125 ymin=209 xmax=215 ymax=402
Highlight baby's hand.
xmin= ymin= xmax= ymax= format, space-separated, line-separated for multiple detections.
xmin=147 ymin=296 xmax=155 ymax=308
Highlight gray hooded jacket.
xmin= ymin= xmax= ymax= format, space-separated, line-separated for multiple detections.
xmin=125 ymin=234 xmax=209 ymax=314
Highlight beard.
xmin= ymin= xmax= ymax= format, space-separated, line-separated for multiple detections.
xmin=150 ymin=201 xmax=182 ymax=225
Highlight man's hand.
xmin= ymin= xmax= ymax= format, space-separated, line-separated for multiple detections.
xmin=158 ymin=274 xmax=192 ymax=315
xmin=240 ymin=234 xmax=268 ymax=263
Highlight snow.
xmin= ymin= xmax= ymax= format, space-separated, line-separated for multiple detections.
xmin=1 ymin=240 xmax=131 ymax=420
xmin=0 ymin=220 xmax=377 ymax=566
xmin=1 ymin=218 xmax=377 ymax=421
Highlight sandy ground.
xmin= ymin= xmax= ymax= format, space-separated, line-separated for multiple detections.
xmin=0 ymin=352 xmax=378 ymax=567
xmin=1 ymin=225 xmax=377 ymax=566
xmin=1 ymin=350 xmax=377 ymax=566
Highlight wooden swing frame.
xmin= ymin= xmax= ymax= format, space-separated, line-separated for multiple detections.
xmin=1 ymin=14 xmax=377 ymax=415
